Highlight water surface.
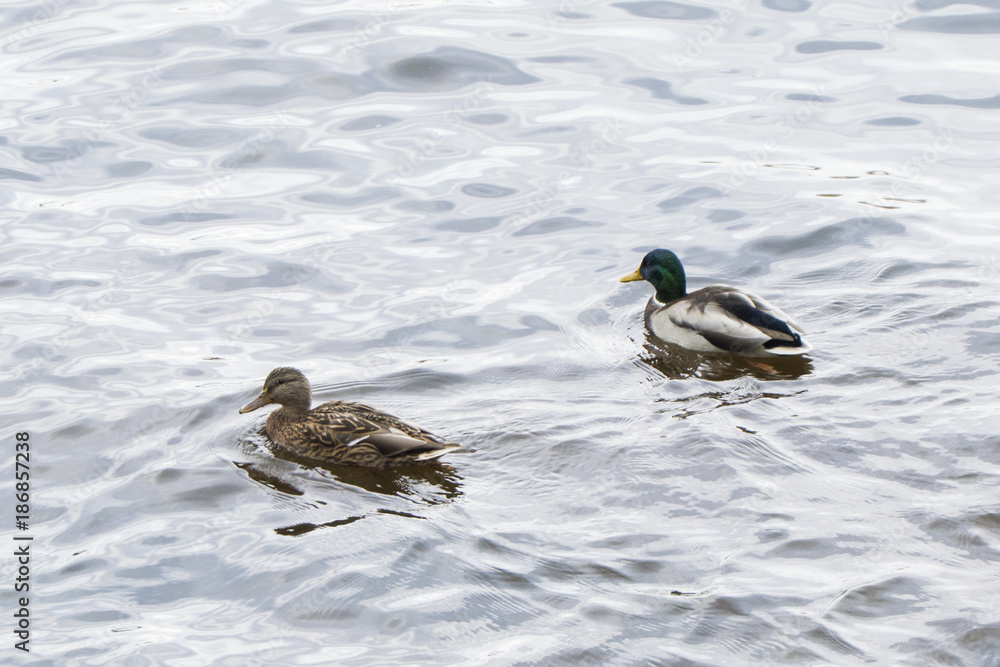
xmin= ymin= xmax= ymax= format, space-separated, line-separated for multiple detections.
xmin=3 ymin=0 xmax=1000 ymax=664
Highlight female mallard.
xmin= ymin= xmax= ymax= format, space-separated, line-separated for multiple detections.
xmin=620 ymin=249 xmax=811 ymax=357
xmin=239 ymin=367 xmax=460 ymax=467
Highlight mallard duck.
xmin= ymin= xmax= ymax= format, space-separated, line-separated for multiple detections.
xmin=239 ymin=367 xmax=461 ymax=467
xmin=620 ymin=249 xmax=811 ymax=357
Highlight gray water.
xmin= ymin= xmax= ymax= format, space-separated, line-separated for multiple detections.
xmin=3 ymin=0 xmax=1000 ymax=664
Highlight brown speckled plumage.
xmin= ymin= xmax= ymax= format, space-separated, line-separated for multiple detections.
xmin=239 ymin=367 xmax=460 ymax=467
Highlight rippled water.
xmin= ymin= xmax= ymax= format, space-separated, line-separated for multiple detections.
xmin=3 ymin=0 xmax=1000 ymax=664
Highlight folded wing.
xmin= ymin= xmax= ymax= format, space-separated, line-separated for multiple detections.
xmin=303 ymin=401 xmax=460 ymax=460
xmin=667 ymin=287 xmax=810 ymax=355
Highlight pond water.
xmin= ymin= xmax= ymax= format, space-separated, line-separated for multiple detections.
xmin=3 ymin=0 xmax=1000 ymax=664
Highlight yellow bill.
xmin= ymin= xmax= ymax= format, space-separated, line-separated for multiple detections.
xmin=619 ymin=268 xmax=643 ymax=283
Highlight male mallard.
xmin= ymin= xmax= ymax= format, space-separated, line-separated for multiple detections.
xmin=239 ymin=367 xmax=461 ymax=467
xmin=620 ymin=249 xmax=811 ymax=357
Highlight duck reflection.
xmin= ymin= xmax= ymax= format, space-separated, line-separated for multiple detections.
xmin=272 ymin=508 xmax=431 ymax=537
xmin=638 ymin=331 xmax=813 ymax=382
xmin=234 ymin=442 xmax=463 ymax=537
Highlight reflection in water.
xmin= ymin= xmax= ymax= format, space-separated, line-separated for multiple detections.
xmin=637 ymin=332 xmax=814 ymax=382
xmin=234 ymin=435 xmax=464 ymax=536
xmin=635 ymin=332 xmax=811 ymax=423
xmin=275 ymin=514 xmax=365 ymax=536
xmin=273 ymin=509 xmax=429 ymax=537
xmin=235 ymin=460 xmax=304 ymax=497
xmin=658 ymin=383 xmax=808 ymax=422
xmin=287 ymin=453 xmax=462 ymax=502
xmin=237 ymin=442 xmax=463 ymax=500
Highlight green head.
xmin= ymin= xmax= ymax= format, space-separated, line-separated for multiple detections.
xmin=619 ymin=249 xmax=687 ymax=303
